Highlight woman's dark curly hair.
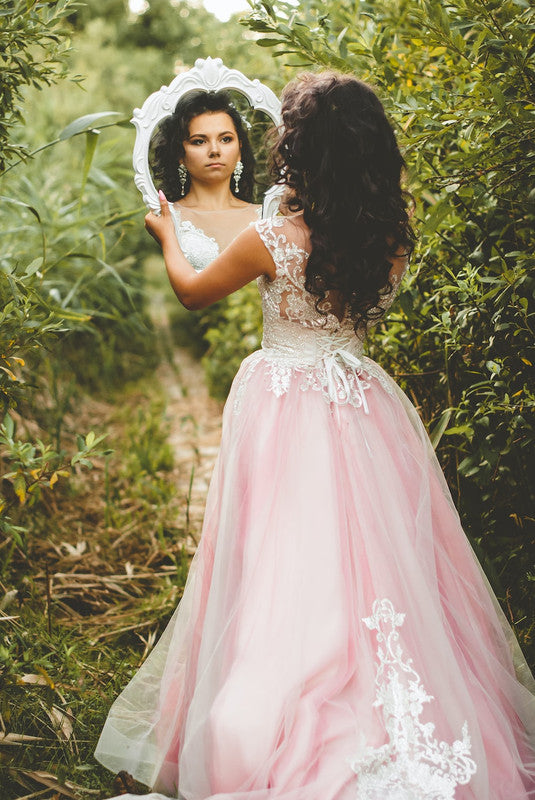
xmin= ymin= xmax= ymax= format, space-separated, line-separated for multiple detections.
xmin=271 ymin=72 xmax=415 ymax=331
xmin=151 ymin=90 xmax=255 ymax=203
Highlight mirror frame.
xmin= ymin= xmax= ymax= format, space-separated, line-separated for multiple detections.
xmin=132 ymin=57 xmax=283 ymax=215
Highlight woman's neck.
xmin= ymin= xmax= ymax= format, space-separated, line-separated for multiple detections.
xmin=178 ymin=181 xmax=245 ymax=211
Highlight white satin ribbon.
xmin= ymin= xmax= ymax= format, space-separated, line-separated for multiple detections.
xmin=322 ymin=347 xmax=370 ymax=414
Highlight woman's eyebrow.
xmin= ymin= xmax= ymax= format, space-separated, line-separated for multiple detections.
xmin=186 ymin=130 xmax=235 ymax=139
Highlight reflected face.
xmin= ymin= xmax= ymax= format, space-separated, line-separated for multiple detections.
xmin=181 ymin=112 xmax=241 ymax=187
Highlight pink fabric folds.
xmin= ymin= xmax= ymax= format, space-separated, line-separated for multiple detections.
xmin=95 ymin=355 xmax=535 ymax=800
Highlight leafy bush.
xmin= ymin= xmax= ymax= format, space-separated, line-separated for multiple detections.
xmin=0 ymin=0 xmax=75 ymax=171
xmin=0 ymin=0 xmax=160 ymax=558
xmin=201 ymin=284 xmax=263 ymax=400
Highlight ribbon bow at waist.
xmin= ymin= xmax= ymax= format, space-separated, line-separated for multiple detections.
xmin=323 ymin=347 xmax=370 ymax=414
xmin=261 ymin=323 xmax=370 ymax=413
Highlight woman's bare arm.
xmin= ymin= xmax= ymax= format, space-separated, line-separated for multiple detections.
xmin=145 ymin=192 xmax=275 ymax=310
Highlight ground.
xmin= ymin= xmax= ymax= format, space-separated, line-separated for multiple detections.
xmin=1 ymin=282 xmax=224 ymax=799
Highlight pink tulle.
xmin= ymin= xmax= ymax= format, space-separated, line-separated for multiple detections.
xmin=95 ymin=354 xmax=535 ymax=800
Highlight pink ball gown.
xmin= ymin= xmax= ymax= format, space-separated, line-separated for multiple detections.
xmin=95 ymin=216 xmax=535 ymax=799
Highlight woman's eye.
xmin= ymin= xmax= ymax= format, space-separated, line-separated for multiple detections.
xmin=190 ymin=139 xmax=205 ymax=146
xmin=221 ymin=136 xmax=233 ymax=143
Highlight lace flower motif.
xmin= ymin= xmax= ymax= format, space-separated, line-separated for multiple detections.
xmin=351 ymin=599 xmax=477 ymax=799
xmin=170 ymin=206 xmax=219 ymax=272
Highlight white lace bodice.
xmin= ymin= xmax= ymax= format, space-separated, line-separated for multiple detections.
xmin=256 ymin=217 xmax=359 ymax=343
xmin=241 ymin=217 xmax=404 ymax=414
xmin=170 ymin=204 xmax=220 ymax=272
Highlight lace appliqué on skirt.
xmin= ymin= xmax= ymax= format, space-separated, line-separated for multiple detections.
xmin=350 ymin=599 xmax=477 ymax=799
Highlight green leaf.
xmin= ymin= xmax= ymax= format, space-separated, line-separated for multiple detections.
xmin=3 ymin=414 xmax=15 ymax=440
xmin=24 ymin=257 xmax=43 ymax=277
xmin=429 ymin=408 xmax=452 ymax=449
xmin=489 ymin=84 xmax=506 ymax=109
xmin=256 ymin=37 xmax=284 ymax=47
xmin=58 ymin=112 xmax=122 ymax=141
xmin=0 ymin=195 xmax=41 ymax=223
xmin=79 ymin=130 xmax=99 ymax=205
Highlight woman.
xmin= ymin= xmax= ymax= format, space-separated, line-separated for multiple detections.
xmin=151 ymin=89 xmax=260 ymax=271
xmin=96 ymin=72 xmax=535 ymax=799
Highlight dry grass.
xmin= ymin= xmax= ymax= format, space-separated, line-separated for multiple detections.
xmin=1 ymin=348 xmax=222 ymax=799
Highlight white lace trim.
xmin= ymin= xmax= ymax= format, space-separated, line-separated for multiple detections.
xmin=170 ymin=204 xmax=219 ymax=272
xmin=233 ymin=354 xmax=261 ymax=415
xmin=232 ymin=352 xmax=397 ymax=416
xmin=350 ymin=599 xmax=477 ymax=799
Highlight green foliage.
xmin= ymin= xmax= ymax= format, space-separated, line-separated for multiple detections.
xmin=0 ymin=380 xmax=187 ymax=800
xmin=201 ymin=284 xmax=263 ymax=400
xmin=0 ymin=0 xmax=76 ymax=171
xmin=240 ymin=0 xmax=535 ymax=657
xmin=170 ymin=283 xmax=263 ymax=400
xmin=0 ymin=1 xmax=160 ymax=575
xmin=0 ymin=416 xmax=110 ymax=562
xmin=126 ymin=401 xmax=175 ymax=477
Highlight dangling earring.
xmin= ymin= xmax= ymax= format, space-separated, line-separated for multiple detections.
xmin=233 ymin=160 xmax=244 ymax=194
xmin=178 ymin=163 xmax=188 ymax=196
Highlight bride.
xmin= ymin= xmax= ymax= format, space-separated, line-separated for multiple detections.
xmin=150 ymin=89 xmax=261 ymax=272
xmin=96 ymin=71 xmax=535 ymax=799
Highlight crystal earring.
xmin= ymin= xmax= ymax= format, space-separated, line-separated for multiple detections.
xmin=233 ymin=160 xmax=244 ymax=194
xmin=178 ymin=163 xmax=188 ymax=196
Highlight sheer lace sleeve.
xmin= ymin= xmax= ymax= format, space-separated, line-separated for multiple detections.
xmin=255 ymin=217 xmax=295 ymax=279
xmin=377 ymin=257 xmax=408 ymax=313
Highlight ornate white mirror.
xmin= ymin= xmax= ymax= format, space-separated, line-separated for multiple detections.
xmin=132 ymin=58 xmax=284 ymax=255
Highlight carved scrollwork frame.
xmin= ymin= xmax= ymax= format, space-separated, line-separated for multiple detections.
xmin=132 ymin=57 xmax=282 ymax=215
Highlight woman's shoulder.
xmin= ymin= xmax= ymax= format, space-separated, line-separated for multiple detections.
xmin=255 ymin=212 xmax=308 ymax=239
xmin=254 ymin=215 xmax=285 ymax=237
xmin=254 ymin=214 xmax=310 ymax=264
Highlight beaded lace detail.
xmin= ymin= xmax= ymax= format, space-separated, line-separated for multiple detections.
xmin=233 ymin=218 xmax=400 ymax=414
xmin=350 ymin=599 xmax=477 ymax=799
xmin=170 ymin=204 xmax=219 ymax=272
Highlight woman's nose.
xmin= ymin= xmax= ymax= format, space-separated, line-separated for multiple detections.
xmin=208 ymin=141 xmax=220 ymax=156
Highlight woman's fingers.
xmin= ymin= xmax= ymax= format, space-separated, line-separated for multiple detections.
xmin=145 ymin=194 xmax=174 ymax=246
xmin=158 ymin=189 xmax=169 ymax=216
xmin=144 ymin=211 xmax=162 ymax=244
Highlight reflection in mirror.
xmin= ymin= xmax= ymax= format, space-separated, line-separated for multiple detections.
xmin=148 ymin=91 xmax=272 ymax=270
xmin=133 ymin=58 xmax=283 ymax=269
xmin=148 ymin=91 xmax=274 ymax=206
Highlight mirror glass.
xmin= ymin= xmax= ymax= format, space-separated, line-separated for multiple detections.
xmin=147 ymin=91 xmax=274 ymax=208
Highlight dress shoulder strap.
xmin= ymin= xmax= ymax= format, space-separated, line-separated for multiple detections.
xmin=169 ymin=202 xmax=182 ymax=225
xmin=255 ymin=216 xmax=285 ymax=254
xmin=254 ymin=217 xmax=308 ymax=279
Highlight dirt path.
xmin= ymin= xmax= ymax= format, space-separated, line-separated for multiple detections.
xmin=149 ymin=282 xmax=224 ymax=548
xmin=157 ymin=351 xmax=223 ymax=545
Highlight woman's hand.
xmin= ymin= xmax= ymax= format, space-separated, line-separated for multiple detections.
xmin=144 ymin=190 xmax=175 ymax=247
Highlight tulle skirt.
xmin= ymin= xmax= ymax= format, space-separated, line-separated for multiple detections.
xmin=95 ymin=352 xmax=535 ymax=799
